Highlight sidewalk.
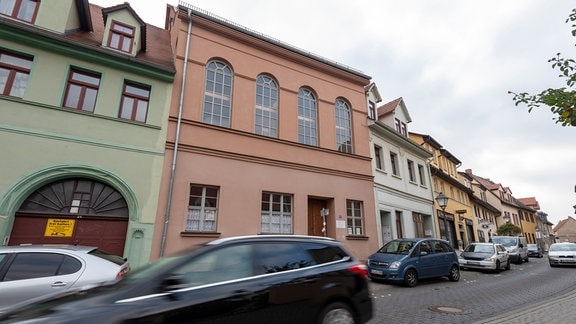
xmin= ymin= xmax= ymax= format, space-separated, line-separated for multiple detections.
xmin=473 ymin=289 xmax=576 ymax=323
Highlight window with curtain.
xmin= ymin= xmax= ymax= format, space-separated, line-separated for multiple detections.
xmin=0 ymin=0 xmax=38 ymax=23
xmin=62 ymin=68 xmax=101 ymax=112
xmin=260 ymin=192 xmax=292 ymax=234
xmin=0 ymin=50 xmax=33 ymax=98
xmin=119 ymin=82 xmax=150 ymax=122
xmin=186 ymin=185 xmax=219 ymax=232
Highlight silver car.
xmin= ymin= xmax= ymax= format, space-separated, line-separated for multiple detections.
xmin=548 ymin=242 xmax=576 ymax=267
xmin=459 ymin=242 xmax=510 ymax=272
xmin=0 ymin=245 xmax=130 ymax=309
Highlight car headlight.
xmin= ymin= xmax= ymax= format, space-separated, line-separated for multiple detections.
xmin=389 ymin=261 xmax=401 ymax=269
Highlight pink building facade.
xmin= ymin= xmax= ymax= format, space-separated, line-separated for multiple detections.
xmin=150 ymin=4 xmax=379 ymax=261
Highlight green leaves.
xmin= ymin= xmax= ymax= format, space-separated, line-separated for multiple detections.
xmin=509 ymin=9 xmax=576 ymax=127
xmin=497 ymin=223 xmax=522 ymax=236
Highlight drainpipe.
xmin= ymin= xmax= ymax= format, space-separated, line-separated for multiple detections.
xmin=160 ymin=8 xmax=192 ymax=257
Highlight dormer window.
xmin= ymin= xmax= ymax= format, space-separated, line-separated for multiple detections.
xmin=108 ymin=21 xmax=135 ymax=53
xmin=394 ymin=118 xmax=407 ymax=137
xmin=0 ymin=0 xmax=39 ymax=23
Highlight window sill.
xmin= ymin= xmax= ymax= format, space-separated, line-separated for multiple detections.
xmin=346 ymin=235 xmax=369 ymax=241
xmin=180 ymin=232 xmax=221 ymax=238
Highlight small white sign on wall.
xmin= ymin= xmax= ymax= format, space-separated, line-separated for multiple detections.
xmin=336 ymin=220 xmax=346 ymax=229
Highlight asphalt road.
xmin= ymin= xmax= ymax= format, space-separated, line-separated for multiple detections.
xmin=366 ymin=255 xmax=576 ymax=323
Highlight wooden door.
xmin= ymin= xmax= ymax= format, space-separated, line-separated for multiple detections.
xmin=307 ymin=199 xmax=326 ymax=237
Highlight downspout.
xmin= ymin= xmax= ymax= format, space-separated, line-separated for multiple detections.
xmin=160 ymin=8 xmax=192 ymax=257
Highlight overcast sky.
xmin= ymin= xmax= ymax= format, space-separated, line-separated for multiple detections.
xmin=92 ymin=0 xmax=576 ymax=226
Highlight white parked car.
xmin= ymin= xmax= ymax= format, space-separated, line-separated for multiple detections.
xmin=0 ymin=245 xmax=130 ymax=309
xmin=459 ymin=242 xmax=510 ymax=273
xmin=548 ymin=242 xmax=576 ymax=267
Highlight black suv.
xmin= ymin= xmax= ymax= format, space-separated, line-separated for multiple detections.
xmin=0 ymin=235 xmax=372 ymax=324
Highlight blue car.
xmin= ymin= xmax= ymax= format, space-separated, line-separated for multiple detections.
xmin=367 ymin=238 xmax=460 ymax=287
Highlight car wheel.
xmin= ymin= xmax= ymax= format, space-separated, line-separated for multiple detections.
xmin=495 ymin=260 xmax=501 ymax=273
xmin=505 ymin=260 xmax=511 ymax=271
xmin=448 ymin=265 xmax=460 ymax=282
xmin=525 ymin=256 xmax=529 ymax=262
xmin=404 ymin=269 xmax=418 ymax=287
xmin=318 ymin=302 xmax=355 ymax=324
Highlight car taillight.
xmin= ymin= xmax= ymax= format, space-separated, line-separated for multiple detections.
xmin=116 ymin=266 xmax=130 ymax=280
xmin=349 ymin=263 xmax=369 ymax=279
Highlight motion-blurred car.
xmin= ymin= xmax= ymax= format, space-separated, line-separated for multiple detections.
xmin=0 ymin=235 xmax=373 ymax=324
xmin=527 ymin=244 xmax=543 ymax=258
xmin=367 ymin=238 xmax=460 ymax=287
xmin=459 ymin=242 xmax=510 ymax=273
xmin=0 ymin=245 xmax=129 ymax=309
xmin=548 ymin=242 xmax=576 ymax=267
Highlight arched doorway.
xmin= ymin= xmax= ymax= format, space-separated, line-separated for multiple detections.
xmin=9 ymin=178 xmax=129 ymax=256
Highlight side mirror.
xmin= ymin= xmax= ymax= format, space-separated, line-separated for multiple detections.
xmin=161 ymin=274 xmax=186 ymax=292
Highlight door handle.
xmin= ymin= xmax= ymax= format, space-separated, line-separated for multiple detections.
xmin=51 ymin=281 xmax=68 ymax=287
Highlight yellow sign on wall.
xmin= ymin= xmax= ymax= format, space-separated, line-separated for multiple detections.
xmin=44 ymin=219 xmax=75 ymax=237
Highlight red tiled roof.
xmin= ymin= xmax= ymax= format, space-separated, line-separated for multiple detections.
xmin=377 ymin=97 xmax=402 ymax=118
xmin=64 ymin=3 xmax=174 ymax=72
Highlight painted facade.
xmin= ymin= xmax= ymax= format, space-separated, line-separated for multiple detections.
xmin=462 ymin=169 xmax=501 ymax=242
xmin=409 ymin=133 xmax=475 ymax=250
xmin=151 ymin=3 xmax=379 ymax=261
xmin=553 ymin=216 xmax=576 ymax=243
xmin=0 ymin=0 xmax=174 ymax=268
xmin=368 ymin=96 xmax=436 ymax=246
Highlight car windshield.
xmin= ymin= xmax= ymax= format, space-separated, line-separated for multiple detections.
xmin=464 ymin=244 xmax=494 ymax=253
xmin=490 ymin=237 xmax=516 ymax=247
xmin=377 ymin=240 xmax=417 ymax=255
xmin=527 ymin=244 xmax=537 ymax=249
xmin=549 ymin=244 xmax=576 ymax=252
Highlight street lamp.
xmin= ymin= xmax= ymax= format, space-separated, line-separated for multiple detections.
xmin=503 ymin=214 xmax=511 ymax=224
xmin=435 ymin=192 xmax=449 ymax=244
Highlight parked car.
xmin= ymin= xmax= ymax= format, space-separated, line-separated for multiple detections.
xmin=0 ymin=245 xmax=130 ymax=309
xmin=489 ymin=236 xmax=529 ymax=264
xmin=0 ymin=235 xmax=373 ymax=324
xmin=548 ymin=242 xmax=576 ymax=267
xmin=366 ymin=238 xmax=460 ymax=287
xmin=458 ymin=242 xmax=510 ymax=273
xmin=527 ymin=244 xmax=543 ymax=258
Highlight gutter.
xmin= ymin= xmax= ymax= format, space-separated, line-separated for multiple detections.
xmin=159 ymin=8 xmax=192 ymax=257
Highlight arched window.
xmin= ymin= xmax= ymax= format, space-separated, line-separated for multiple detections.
xmin=255 ymin=75 xmax=278 ymax=137
xmin=298 ymin=88 xmax=317 ymax=146
xmin=335 ymin=98 xmax=353 ymax=153
xmin=203 ymin=60 xmax=233 ymax=127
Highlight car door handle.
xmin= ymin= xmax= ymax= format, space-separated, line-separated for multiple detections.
xmin=228 ymin=290 xmax=250 ymax=301
xmin=51 ymin=281 xmax=68 ymax=288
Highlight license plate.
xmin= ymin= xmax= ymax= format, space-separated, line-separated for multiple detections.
xmin=468 ymin=261 xmax=480 ymax=265
xmin=370 ymin=269 xmax=383 ymax=275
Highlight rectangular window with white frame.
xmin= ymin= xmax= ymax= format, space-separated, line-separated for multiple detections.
xmin=261 ymin=192 xmax=292 ymax=234
xmin=346 ymin=200 xmax=364 ymax=236
xmin=186 ymin=185 xmax=219 ymax=232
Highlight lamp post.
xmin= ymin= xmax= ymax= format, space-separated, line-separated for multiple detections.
xmin=435 ymin=192 xmax=449 ymax=244
xmin=503 ymin=214 xmax=511 ymax=224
